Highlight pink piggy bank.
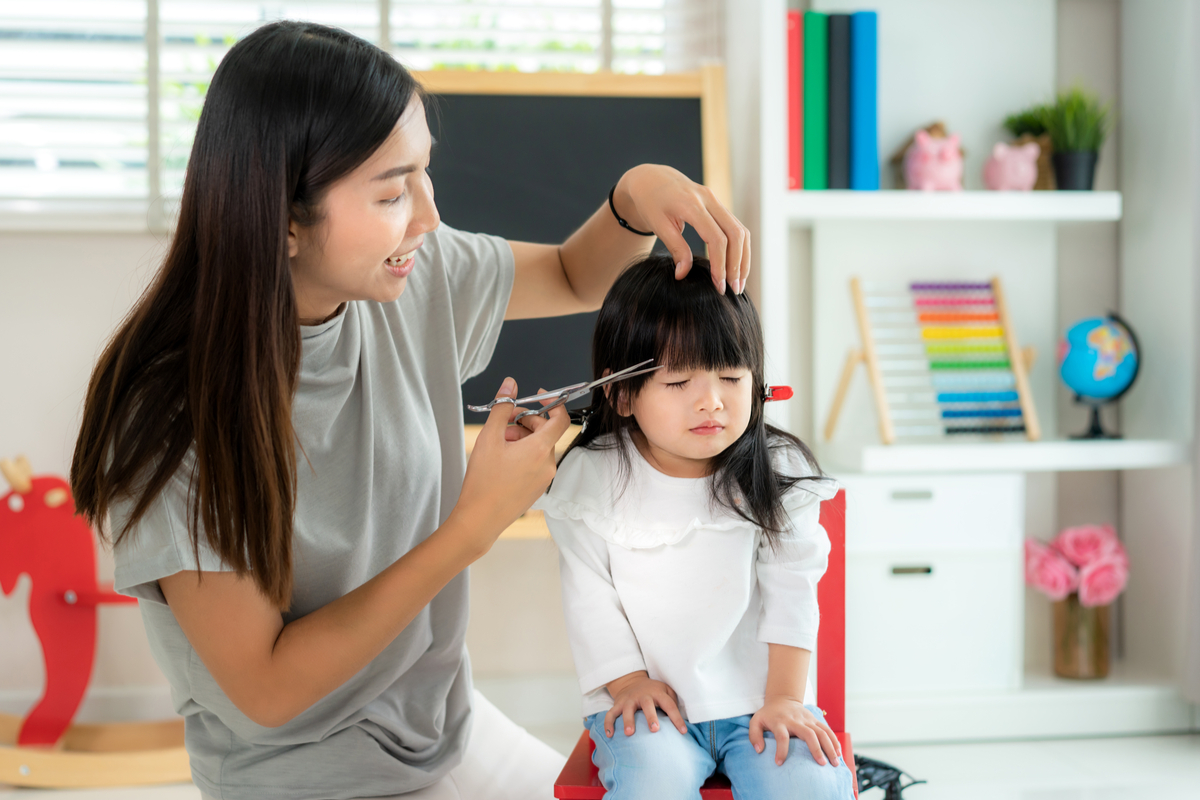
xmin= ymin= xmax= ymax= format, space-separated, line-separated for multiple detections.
xmin=904 ymin=130 xmax=963 ymax=191
xmin=983 ymin=141 xmax=1040 ymax=191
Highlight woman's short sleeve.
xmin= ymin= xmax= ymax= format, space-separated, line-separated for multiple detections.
xmin=430 ymin=223 xmax=515 ymax=381
xmin=110 ymin=466 xmax=235 ymax=605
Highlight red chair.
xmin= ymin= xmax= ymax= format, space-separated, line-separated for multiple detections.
xmin=554 ymin=491 xmax=857 ymax=799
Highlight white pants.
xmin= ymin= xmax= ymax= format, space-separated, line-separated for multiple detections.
xmin=201 ymin=690 xmax=567 ymax=800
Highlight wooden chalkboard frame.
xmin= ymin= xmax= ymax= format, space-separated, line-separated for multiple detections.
xmin=414 ymin=67 xmax=731 ymax=208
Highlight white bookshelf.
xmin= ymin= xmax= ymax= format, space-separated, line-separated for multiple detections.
xmin=728 ymin=0 xmax=1198 ymax=744
xmin=784 ymin=189 xmax=1122 ymax=222
xmin=821 ymin=438 xmax=1189 ymax=475
xmin=848 ymin=665 xmax=1193 ymax=744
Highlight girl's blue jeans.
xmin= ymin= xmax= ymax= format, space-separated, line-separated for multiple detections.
xmin=585 ymin=705 xmax=855 ymax=800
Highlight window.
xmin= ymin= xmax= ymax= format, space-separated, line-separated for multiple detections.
xmin=0 ymin=2 xmax=148 ymax=199
xmin=0 ymin=0 xmax=722 ymax=223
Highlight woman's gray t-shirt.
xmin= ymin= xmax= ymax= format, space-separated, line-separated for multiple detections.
xmin=111 ymin=223 xmax=515 ymax=800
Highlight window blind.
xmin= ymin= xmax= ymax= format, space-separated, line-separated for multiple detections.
xmin=0 ymin=2 xmax=148 ymax=199
xmin=159 ymin=1 xmax=379 ymax=195
xmin=0 ymin=0 xmax=721 ymax=210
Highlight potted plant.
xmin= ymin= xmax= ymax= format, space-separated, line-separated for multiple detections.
xmin=1025 ymin=524 xmax=1129 ymax=679
xmin=1003 ymin=104 xmax=1054 ymax=190
xmin=1044 ymin=88 xmax=1112 ymax=191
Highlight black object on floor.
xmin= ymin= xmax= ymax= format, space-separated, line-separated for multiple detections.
xmin=855 ymin=754 xmax=926 ymax=799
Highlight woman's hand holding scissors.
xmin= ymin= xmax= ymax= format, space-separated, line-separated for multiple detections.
xmin=456 ymin=363 xmax=662 ymax=554
xmin=452 ymin=377 xmax=570 ymax=557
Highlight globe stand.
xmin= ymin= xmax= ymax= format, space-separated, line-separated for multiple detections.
xmin=1070 ymin=401 xmax=1120 ymax=440
xmin=1062 ymin=311 xmax=1140 ymax=441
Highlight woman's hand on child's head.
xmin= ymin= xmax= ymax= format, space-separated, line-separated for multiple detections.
xmin=603 ymin=670 xmax=688 ymax=738
xmin=615 ymin=165 xmax=751 ymax=295
xmin=749 ymin=697 xmax=842 ymax=768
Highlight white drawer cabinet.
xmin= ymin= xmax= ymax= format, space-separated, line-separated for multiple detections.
xmin=844 ymin=549 xmax=1023 ymax=694
xmin=836 ymin=474 xmax=1024 ymax=695
xmin=837 ymin=473 xmax=1024 ymax=553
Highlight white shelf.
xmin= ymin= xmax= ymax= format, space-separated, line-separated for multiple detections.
xmin=783 ymin=190 xmax=1122 ymax=222
xmin=848 ymin=667 xmax=1193 ymax=744
xmin=820 ymin=438 xmax=1190 ymax=474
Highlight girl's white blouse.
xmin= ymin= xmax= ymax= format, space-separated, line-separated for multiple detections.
xmin=533 ymin=437 xmax=838 ymax=724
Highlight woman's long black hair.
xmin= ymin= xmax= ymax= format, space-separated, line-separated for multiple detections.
xmin=560 ymin=255 xmax=824 ymax=547
xmin=71 ymin=21 xmax=424 ymax=608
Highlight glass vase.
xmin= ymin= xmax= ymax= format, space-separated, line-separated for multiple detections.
xmin=1053 ymin=593 xmax=1110 ymax=679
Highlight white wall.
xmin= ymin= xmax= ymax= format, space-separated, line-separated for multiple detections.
xmin=0 ymin=231 xmax=172 ymax=718
xmin=1030 ymin=0 xmax=1124 ymax=673
xmin=1120 ymin=0 xmax=1198 ymax=694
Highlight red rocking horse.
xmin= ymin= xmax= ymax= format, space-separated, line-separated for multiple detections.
xmin=0 ymin=455 xmax=189 ymax=788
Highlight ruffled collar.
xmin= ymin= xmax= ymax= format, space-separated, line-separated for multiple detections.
xmin=536 ymin=435 xmax=836 ymax=550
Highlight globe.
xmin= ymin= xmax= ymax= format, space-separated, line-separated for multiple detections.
xmin=1058 ymin=314 xmax=1140 ymax=438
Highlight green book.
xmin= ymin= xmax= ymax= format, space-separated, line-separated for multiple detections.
xmin=803 ymin=11 xmax=828 ymax=190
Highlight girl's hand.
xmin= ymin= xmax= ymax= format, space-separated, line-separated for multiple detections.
xmin=604 ymin=670 xmax=688 ymax=737
xmin=749 ymin=696 xmax=842 ymax=767
xmin=613 ymin=165 xmax=751 ymax=295
xmin=453 ymin=378 xmax=570 ymax=556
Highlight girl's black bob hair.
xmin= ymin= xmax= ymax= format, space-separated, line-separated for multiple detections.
xmin=560 ymin=254 xmax=824 ymax=545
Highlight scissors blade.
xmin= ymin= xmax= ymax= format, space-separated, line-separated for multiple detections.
xmin=561 ymin=359 xmax=663 ymax=404
xmin=511 ymin=360 xmax=665 ymax=422
xmin=514 ymin=383 xmax=588 ymax=406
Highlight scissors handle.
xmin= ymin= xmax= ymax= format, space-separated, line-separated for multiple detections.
xmin=512 ymin=396 xmax=571 ymax=423
xmin=466 ymin=383 xmax=588 ymax=414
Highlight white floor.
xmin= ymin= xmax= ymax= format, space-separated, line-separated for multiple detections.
xmin=861 ymin=734 xmax=1200 ymax=800
xmin=3 ymin=734 xmax=1199 ymax=799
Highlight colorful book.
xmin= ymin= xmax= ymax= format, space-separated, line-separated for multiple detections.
xmin=826 ymin=14 xmax=851 ymax=189
xmin=787 ymin=10 xmax=803 ymax=190
xmin=850 ymin=11 xmax=879 ymax=190
xmin=802 ymin=11 xmax=828 ymax=190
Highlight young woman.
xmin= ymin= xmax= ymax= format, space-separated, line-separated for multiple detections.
xmin=69 ymin=21 xmax=750 ymax=800
xmin=534 ymin=256 xmax=854 ymax=799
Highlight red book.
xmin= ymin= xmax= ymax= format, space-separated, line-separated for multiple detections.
xmin=787 ymin=10 xmax=804 ymax=190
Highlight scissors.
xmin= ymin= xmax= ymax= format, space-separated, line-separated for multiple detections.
xmin=467 ymin=359 xmax=663 ymax=423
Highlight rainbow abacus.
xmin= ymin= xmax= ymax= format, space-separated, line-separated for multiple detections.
xmin=824 ymin=277 xmax=1041 ymax=444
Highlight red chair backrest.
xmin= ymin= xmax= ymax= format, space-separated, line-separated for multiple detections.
xmin=816 ymin=490 xmax=847 ymax=732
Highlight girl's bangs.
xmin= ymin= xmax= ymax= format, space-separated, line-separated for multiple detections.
xmin=653 ymin=300 xmax=757 ymax=373
xmin=645 ymin=275 xmax=760 ymax=374
xmin=592 ymin=256 xmax=765 ymax=400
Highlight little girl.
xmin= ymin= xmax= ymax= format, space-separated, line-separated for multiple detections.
xmin=533 ymin=255 xmax=855 ymax=799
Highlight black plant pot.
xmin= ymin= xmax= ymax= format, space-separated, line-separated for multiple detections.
xmin=1052 ymin=151 xmax=1098 ymax=191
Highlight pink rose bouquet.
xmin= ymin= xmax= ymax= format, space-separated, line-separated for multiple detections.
xmin=1078 ymin=555 xmax=1129 ymax=607
xmin=1053 ymin=524 xmax=1120 ymax=567
xmin=1025 ymin=524 xmax=1129 ymax=607
xmin=1024 ymin=538 xmax=1078 ymax=601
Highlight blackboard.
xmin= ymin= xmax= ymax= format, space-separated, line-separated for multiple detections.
xmin=417 ymin=70 xmax=729 ymax=421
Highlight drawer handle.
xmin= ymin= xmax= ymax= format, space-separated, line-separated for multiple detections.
xmin=891 ymin=565 xmax=933 ymax=576
xmin=890 ymin=490 xmax=934 ymax=501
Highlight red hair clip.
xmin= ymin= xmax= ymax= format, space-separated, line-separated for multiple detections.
xmin=764 ymin=385 xmax=793 ymax=402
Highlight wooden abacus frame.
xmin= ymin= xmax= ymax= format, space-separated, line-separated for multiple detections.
xmin=823 ymin=276 xmax=1041 ymax=444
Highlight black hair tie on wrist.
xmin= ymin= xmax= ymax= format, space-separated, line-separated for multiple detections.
xmin=608 ymin=185 xmax=655 ymax=237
